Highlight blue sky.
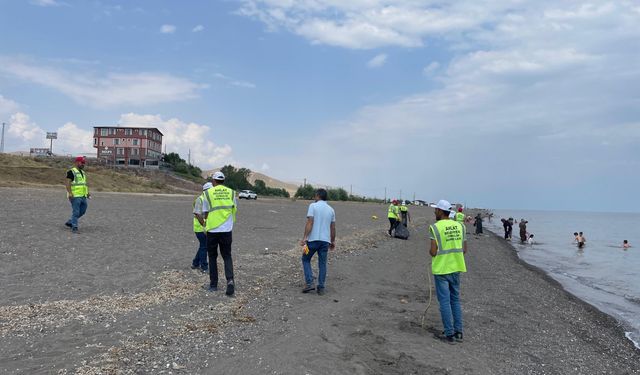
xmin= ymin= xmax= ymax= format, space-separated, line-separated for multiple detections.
xmin=0 ymin=0 xmax=639 ymax=211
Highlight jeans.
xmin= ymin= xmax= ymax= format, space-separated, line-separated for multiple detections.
xmin=301 ymin=241 xmax=330 ymax=289
xmin=207 ymin=231 xmax=233 ymax=287
xmin=66 ymin=197 xmax=88 ymax=229
xmin=434 ymin=272 xmax=463 ymax=337
xmin=192 ymin=232 xmax=208 ymax=270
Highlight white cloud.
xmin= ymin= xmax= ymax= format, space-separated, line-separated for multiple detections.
xmin=160 ymin=24 xmax=177 ymax=34
xmin=367 ymin=53 xmax=387 ymax=68
xmin=192 ymin=25 xmax=205 ymax=32
xmin=261 ymin=163 xmax=270 ymax=171
xmin=30 ymin=0 xmax=63 ymax=7
xmin=0 ymin=95 xmax=19 ymax=115
xmin=56 ymin=122 xmax=94 ymax=155
xmin=422 ymin=61 xmax=439 ymax=76
xmin=118 ymin=113 xmax=233 ymax=168
xmin=214 ymin=72 xmax=257 ymax=89
xmin=0 ymin=57 xmax=206 ymax=108
xmin=8 ymin=112 xmax=44 ymax=142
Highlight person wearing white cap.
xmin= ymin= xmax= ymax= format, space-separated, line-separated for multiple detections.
xmin=191 ymin=182 xmax=213 ymax=272
xmin=428 ymin=199 xmax=467 ymax=344
xmin=202 ymin=171 xmax=238 ymax=296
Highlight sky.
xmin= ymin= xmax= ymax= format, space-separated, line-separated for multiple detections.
xmin=0 ymin=0 xmax=639 ymax=211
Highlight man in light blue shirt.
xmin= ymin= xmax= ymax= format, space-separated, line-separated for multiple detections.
xmin=300 ymin=188 xmax=336 ymax=295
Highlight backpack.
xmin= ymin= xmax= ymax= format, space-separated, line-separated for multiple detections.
xmin=394 ymin=223 xmax=410 ymax=240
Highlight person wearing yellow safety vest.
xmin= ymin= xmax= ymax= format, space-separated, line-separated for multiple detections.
xmin=191 ymin=182 xmax=212 ymax=273
xmin=64 ymin=156 xmax=90 ymax=233
xmin=202 ymin=171 xmax=238 ymax=296
xmin=429 ymin=199 xmax=467 ymax=345
xmin=400 ymin=202 xmax=411 ymax=226
xmin=455 ymin=207 xmax=466 ymax=234
xmin=387 ymin=199 xmax=400 ymax=236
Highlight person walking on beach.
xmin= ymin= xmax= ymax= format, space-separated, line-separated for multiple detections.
xmin=473 ymin=213 xmax=483 ymax=235
xmin=387 ymin=200 xmax=400 ymax=236
xmin=202 ymin=172 xmax=237 ymax=296
xmin=64 ymin=156 xmax=90 ymax=233
xmin=191 ymin=182 xmax=212 ymax=273
xmin=428 ymin=199 xmax=467 ymax=344
xmin=519 ymin=219 xmax=528 ymax=243
xmin=400 ymin=202 xmax=411 ymax=226
xmin=300 ymin=188 xmax=336 ymax=295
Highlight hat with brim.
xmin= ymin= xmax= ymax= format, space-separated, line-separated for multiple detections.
xmin=430 ymin=199 xmax=452 ymax=211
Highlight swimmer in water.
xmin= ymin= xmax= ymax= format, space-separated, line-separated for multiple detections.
xmin=623 ymin=240 xmax=630 ymax=250
xmin=577 ymin=232 xmax=586 ymax=249
xmin=573 ymin=232 xmax=579 ymax=243
xmin=527 ymin=234 xmax=535 ymax=245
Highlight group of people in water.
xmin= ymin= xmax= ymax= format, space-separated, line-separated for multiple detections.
xmin=499 ymin=217 xmax=534 ymax=244
xmin=573 ymin=232 xmax=631 ymax=250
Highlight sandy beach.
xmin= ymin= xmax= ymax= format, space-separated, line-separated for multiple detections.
xmin=0 ymin=187 xmax=638 ymax=374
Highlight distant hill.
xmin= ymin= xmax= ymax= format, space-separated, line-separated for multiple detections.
xmin=0 ymin=154 xmax=201 ymax=194
xmin=202 ymin=168 xmax=299 ymax=195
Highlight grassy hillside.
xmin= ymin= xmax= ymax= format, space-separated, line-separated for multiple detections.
xmin=0 ymin=154 xmax=201 ymax=194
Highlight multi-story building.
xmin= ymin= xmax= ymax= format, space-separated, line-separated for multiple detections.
xmin=93 ymin=126 xmax=163 ymax=167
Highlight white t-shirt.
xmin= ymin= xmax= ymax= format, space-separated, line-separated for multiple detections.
xmin=202 ymin=193 xmax=237 ymax=233
xmin=306 ymin=200 xmax=335 ymax=243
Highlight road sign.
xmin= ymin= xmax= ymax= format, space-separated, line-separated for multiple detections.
xmin=46 ymin=132 xmax=57 ymax=139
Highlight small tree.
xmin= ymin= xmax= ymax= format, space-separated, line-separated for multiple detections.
xmin=295 ymin=184 xmax=315 ymax=200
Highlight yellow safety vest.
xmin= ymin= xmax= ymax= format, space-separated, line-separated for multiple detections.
xmin=430 ymin=219 xmax=467 ymax=275
xmin=204 ymin=185 xmax=237 ymax=231
xmin=455 ymin=212 xmax=465 ymax=223
xmin=193 ymin=194 xmax=204 ymax=233
xmin=387 ymin=204 xmax=399 ymax=219
xmin=400 ymin=205 xmax=408 ymax=212
xmin=69 ymin=167 xmax=88 ymax=197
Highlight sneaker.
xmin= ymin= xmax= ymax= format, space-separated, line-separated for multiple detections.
xmin=200 ymin=267 xmax=208 ymax=273
xmin=434 ymin=332 xmax=456 ymax=345
xmin=71 ymin=227 xmax=78 ymax=233
xmin=190 ymin=265 xmax=198 ymax=270
xmin=316 ymin=287 xmax=326 ymax=296
xmin=454 ymin=332 xmax=464 ymax=343
xmin=207 ymin=285 xmax=218 ymax=292
xmin=302 ymin=284 xmax=315 ymax=293
xmin=65 ymin=222 xmax=72 ymax=228
xmin=225 ymin=280 xmax=235 ymax=296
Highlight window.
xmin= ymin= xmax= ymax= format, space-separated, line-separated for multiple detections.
xmin=101 ymin=141 xmax=104 ymax=146
xmin=93 ymin=138 xmax=97 ymax=145
xmin=142 ymin=129 xmax=147 ymax=136
xmin=117 ymin=148 xmax=124 ymax=155
xmin=129 ymin=159 xmax=140 ymax=165
xmin=114 ymin=138 xmax=120 ymax=145
xmin=125 ymin=128 xmax=132 ymax=135
xmin=131 ymin=148 xmax=139 ymax=156
xmin=133 ymin=139 xmax=138 ymax=146
xmin=100 ymin=128 xmax=108 ymax=136
xmin=109 ymin=128 xmax=115 ymax=135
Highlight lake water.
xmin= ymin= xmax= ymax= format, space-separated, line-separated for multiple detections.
xmin=484 ymin=209 xmax=640 ymax=349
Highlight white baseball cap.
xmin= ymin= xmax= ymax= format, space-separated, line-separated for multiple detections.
xmin=202 ymin=182 xmax=213 ymax=191
xmin=211 ymin=171 xmax=225 ymax=181
xmin=430 ymin=199 xmax=452 ymax=211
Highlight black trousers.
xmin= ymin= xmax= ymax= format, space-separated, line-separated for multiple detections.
xmin=207 ymin=231 xmax=234 ymax=287
xmin=388 ymin=218 xmax=399 ymax=233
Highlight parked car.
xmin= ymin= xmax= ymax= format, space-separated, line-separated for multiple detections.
xmin=238 ymin=190 xmax=258 ymax=200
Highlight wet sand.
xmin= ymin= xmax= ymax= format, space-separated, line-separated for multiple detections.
xmin=0 ymin=188 xmax=638 ymax=374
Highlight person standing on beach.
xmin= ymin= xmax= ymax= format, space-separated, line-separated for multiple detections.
xmin=387 ymin=200 xmax=400 ymax=236
xmin=191 ymin=182 xmax=212 ymax=273
xmin=429 ymin=199 xmax=467 ymax=344
xmin=473 ymin=213 xmax=483 ymax=235
xmin=300 ymin=188 xmax=336 ymax=295
xmin=64 ymin=156 xmax=90 ymax=233
xmin=400 ymin=202 xmax=411 ymax=226
xmin=202 ymin=172 xmax=237 ymax=296
xmin=519 ymin=219 xmax=528 ymax=243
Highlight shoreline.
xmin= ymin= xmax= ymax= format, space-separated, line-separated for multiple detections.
xmin=484 ymin=227 xmax=640 ymax=351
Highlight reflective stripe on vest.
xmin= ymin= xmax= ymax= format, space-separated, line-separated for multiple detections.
xmin=388 ymin=204 xmax=399 ymax=219
xmin=204 ymin=185 xmax=236 ymax=231
xmin=193 ymin=194 xmax=204 ymax=233
xmin=430 ymin=219 xmax=466 ymax=275
xmin=70 ymin=167 xmax=88 ymax=197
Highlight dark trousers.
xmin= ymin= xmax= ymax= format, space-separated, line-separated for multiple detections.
xmin=207 ymin=231 xmax=234 ymax=287
xmin=388 ymin=218 xmax=399 ymax=234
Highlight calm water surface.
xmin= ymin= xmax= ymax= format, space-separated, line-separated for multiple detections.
xmin=485 ymin=209 xmax=640 ymax=349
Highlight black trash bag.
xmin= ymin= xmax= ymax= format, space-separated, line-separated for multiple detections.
xmin=394 ymin=223 xmax=410 ymax=240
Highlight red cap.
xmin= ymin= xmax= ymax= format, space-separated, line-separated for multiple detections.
xmin=75 ymin=156 xmax=86 ymax=163
xmin=458 ymin=207 xmax=463 ymax=212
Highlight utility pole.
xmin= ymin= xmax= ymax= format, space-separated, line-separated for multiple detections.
xmin=0 ymin=122 xmax=5 ymax=154
xmin=384 ymin=187 xmax=387 ymax=203
xmin=350 ymin=184 xmax=352 ymax=196
xmin=188 ymin=148 xmax=191 ymax=165
xmin=303 ymin=178 xmax=307 ymax=187
xmin=400 ymin=189 xmax=402 ymax=200
xmin=413 ymin=192 xmax=416 ymax=202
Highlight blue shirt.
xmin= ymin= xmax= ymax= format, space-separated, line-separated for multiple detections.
xmin=306 ymin=200 xmax=335 ymax=243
